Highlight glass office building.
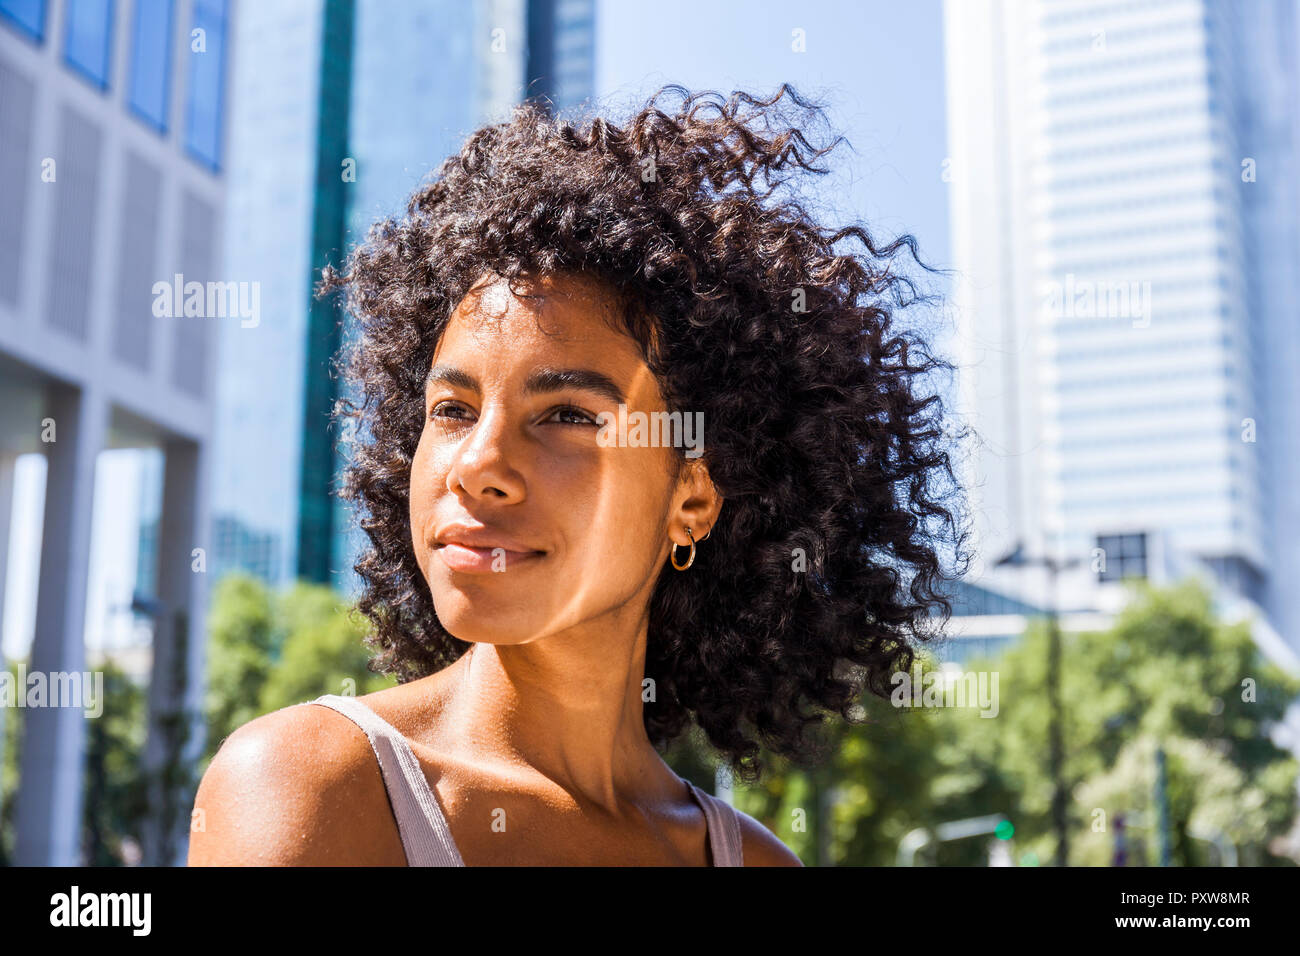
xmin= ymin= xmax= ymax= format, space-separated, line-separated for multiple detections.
xmin=212 ymin=0 xmax=595 ymax=592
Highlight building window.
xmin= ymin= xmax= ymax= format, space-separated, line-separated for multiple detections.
xmin=0 ymin=0 xmax=45 ymax=41
xmin=1096 ymin=532 xmax=1147 ymax=583
xmin=183 ymin=0 xmax=227 ymax=170
xmin=64 ymin=0 xmax=115 ymax=90
xmin=127 ymin=0 xmax=174 ymax=133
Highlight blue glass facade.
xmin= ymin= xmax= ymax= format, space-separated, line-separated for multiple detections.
xmin=127 ymin=0 xmax=173 ymax=132
xmin=184 ymin=0 xmax=228 ymax=169
xmin=6 ymin=0 xmax=227 ymax=165
xmin=212 ymin=0 xmax=324 ymax=588
xmin=296 ymin=0 xmax=354 ymax=584
xmin=211 ymin=0 xmax=594 ymax=592
xmin=63 ymin=0 xmax=115 ymax=89
xmin=0 ymin=0 xmax=45 ymax=41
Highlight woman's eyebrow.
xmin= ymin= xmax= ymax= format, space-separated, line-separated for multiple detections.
xmin=425 ymin=365 xmax=627 ymax=406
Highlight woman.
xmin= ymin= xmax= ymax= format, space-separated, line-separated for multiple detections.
xmin=189 ymin=85 xmax=965 ymax=866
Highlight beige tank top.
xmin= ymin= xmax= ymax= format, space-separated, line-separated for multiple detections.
xmin=304 ymin=693 xmax=745 ymax=866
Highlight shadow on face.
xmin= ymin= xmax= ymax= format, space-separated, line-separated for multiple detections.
xmin=408 ymin=271 xmax=720 ymax=651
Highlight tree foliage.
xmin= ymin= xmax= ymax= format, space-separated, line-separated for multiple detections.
xmin=733 ymin=580 xmax=1300 ymax=866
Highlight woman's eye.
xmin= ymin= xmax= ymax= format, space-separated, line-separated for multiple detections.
xmin=430 ymin=401 xmax=473 ymax=422
xmin=549 ymin=405 xmax=598 ymax=427
xmin=429 ymin=402 xmax=596 ymax=427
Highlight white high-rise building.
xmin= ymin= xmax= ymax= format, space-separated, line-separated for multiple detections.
xmin=943 ymin=0 xmax=1300 ymax=666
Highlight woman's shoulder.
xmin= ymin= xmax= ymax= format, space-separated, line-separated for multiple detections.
xmin=187 ymin=700 xmax=407 ymax=866
xmin=732 ymin=803 xmax=804 ymax=867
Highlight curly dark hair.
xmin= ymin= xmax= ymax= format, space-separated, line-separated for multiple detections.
xmin=318 ymin=84 xmax=970 ymax=784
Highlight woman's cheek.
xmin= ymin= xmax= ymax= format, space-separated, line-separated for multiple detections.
xmin=408 ymin=440 xmax=441 ymax=569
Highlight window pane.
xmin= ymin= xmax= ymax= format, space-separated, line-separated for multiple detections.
xmin=184 ymin=0 xmax=227 ymax=170
xmin=0 ymin=0 xmax=45 ymax=41
xmin=128 ymin=0 xmax=173 ymax=132
xmin=64 ymin=0 xmax=115 ymax=89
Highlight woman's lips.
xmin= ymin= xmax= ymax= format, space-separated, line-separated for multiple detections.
xmin=435 ymin=543 xmax=545 ymax=574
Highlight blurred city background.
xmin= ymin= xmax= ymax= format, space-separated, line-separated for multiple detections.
xmin=2 ymin=0 xmax=1300 ymax=867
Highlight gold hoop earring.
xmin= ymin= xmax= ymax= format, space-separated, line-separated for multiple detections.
xmin=671 ymin=527 xmax=697 ymax=571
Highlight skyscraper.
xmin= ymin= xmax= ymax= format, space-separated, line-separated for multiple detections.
xmin=211 ymin=0 xmax=332 ymax=588
xmin=943 ymin=0 xmax=1300 ymax=663
xmin=213 ymin=0 xmax=595 ymax=592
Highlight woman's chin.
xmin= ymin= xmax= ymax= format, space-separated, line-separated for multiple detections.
xmin=430 ymin=597 xmax=544 ymax=646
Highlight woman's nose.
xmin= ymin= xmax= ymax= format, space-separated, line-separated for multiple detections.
xmin=445 ymin=406 xmax=526 ymax=501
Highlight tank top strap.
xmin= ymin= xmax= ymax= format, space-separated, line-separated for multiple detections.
xmin=684 ymin=779 xmax=745 ymax=866
xmin=305 ymin=694 xmax=465 ymax=866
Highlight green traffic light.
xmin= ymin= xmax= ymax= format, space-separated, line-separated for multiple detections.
xmin=995 ymin=820 xmax=1015 ymax=840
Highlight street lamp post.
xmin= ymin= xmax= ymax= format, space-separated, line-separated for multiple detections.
xmin=995 ymin=542 xmax=1080 ymax=867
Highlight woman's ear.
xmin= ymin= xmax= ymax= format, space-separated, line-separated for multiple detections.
xmin=671 ymin=459 xmax=724 ymax=543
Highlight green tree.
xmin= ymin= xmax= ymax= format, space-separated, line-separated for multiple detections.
xmin=202 ymin=575 xmax=396 ymax=769
xmin=729 ymin=580 xmax=1299 ymax=866
xmin=1 ymin=657 xmax=150 ymax=866
xmin=732 ymin=664 xmax=951 ymax=866
xmin=203 ymin=573 xmax=276 ymax=762
xmin=257 ymin=582 xmax=395 ymax=712
xmin=0 ymin=658 xmax=22 ymax=865
xmin=82 ymin=661 xmax=149 ymax=865
xmin=930 ymin=579 xmax=1300 ymax=866
xmin=2 ymin=576 xmax=398 ymax=866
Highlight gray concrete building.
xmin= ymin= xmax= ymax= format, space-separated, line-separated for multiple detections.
xmin=0 ymin=0 xmax=233 ymax=865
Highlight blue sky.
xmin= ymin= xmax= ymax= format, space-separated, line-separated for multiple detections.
xmin=594 ymin=0 xmax=952 ymax=285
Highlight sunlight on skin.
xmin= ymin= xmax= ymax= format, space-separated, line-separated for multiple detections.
xmin=407 ymin=271 xmax=724 ymax=810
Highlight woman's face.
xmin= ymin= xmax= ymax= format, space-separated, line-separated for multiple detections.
xmin=409 ymin=272 xmax=719 ymax=647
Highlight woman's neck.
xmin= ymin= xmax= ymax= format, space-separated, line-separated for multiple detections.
xmin=433 ymin=626 xmax=680 ymax=811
